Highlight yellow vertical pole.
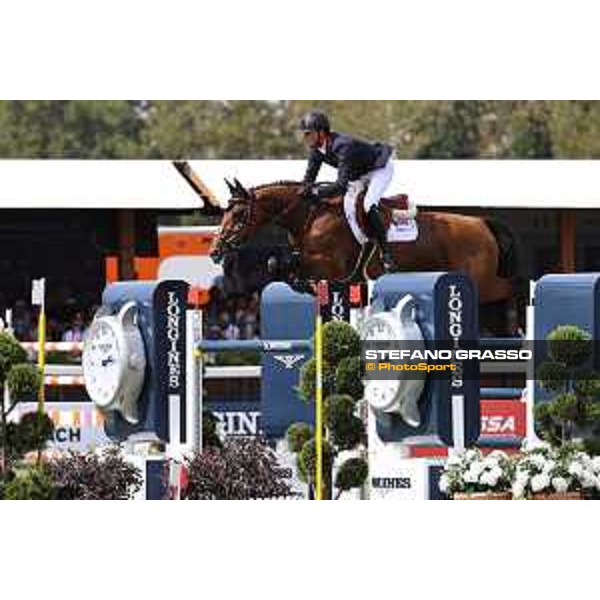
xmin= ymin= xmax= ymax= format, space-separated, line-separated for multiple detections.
xmin=37 ymin=280 xmax=46 ymax=414
xmin=315 ymin=307 xmax=323 ymax=500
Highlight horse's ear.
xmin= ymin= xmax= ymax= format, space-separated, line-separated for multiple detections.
xmin=233 ymin=178 xmax=250 ymax=199
xmin=224 ymin=178 xmax=237 ymax=196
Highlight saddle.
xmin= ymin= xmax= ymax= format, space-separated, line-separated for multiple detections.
xmin=321 ymin=188 xmax=418 ymax=240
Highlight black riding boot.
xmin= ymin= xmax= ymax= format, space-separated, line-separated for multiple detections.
xmin=367 ymin=205 xmax=394 ymax=272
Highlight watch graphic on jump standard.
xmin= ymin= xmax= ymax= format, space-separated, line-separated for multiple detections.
xmin=82 ymin=301 xmax=147 ymax=424
xmin=360 ymin=295 xmax=426 ymax=427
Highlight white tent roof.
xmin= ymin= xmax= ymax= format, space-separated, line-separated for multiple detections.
xmin=0 ymin=159 xmax=599 ymax=209
xmin=190 ymin=160 xmax=600 ymax=209
xmin=0 ymin=160 xmax=201 ymax=209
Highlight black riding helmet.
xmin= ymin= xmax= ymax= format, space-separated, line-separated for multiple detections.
xmin=299 ymin=111 xmax=330 ymax=133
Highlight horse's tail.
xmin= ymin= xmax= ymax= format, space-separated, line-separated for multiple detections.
xmin=485 ymin=217 xmax=519 ymax=279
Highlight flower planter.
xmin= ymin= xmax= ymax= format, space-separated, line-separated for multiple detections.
xmin=453 ymin=491 xmax=512 ymax=500
xmin=530 ymin=491 xmax=583 ymax=500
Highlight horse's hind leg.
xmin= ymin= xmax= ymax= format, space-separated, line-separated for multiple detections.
xmin=479 ymin=276 xmax=528 ymax=336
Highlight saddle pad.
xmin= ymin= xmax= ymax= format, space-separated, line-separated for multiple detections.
xmin=387 ymin=219 xmax=418 ymax=242
xmin=344 ymin=193 xmax=418 ymax=244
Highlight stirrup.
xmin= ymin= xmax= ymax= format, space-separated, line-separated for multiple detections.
xmin=380 ymin=246 xmax=395 ymax=272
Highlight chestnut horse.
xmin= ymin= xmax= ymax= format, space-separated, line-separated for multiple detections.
xmin=210 ymin=179 xmax=520 ymax=308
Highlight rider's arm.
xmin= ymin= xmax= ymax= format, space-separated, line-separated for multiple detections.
xmin=303 ymin=149 xmax=324 ymax=185
xmin=315 ymin=147 xmax=352 ymax=198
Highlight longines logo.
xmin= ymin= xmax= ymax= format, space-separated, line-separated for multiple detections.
xmin=166 ymin=291 xmax=182 ymax=390
xmin=371 ymin=477 xmax=412 ymax=489
xmin=448 ymin=284 xmax=464 ymax=389
xmin=273 ymin=354 xmax=305 ymax=369
xmin=330 ymin=290 xmax=347 ymax=321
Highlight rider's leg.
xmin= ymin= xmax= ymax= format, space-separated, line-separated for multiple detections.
xmin=364 ymin=159 xmax=394 ymax=211
xmin=364 ymin=160 xmax=395 ymax=272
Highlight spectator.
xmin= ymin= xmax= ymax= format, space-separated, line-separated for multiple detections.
xmin=225 ymin=297 xmax=238 ymax=322
xmin=248 ymin=292 xmax=260 ymax=313
xmin=202 ymin=287 xmax=264 ymax=341
xmin=217 ymin=309 xmax=229 ymax=329
xmin=239 ymin=308 xmax=259 ymax=340
xmin=12 ymin=299 xmax=32 ymax=340
xmin=223 ymin=320 xmax=241 ymax=340
xmin=62 ymin=311 xmax=87 ymax=342
xmin=206 ymin=324 xmax=224 ymax=340
xmin=46 ymin=316 xmax=62 ymax=342
xmin=234 ymin=297 xmax=248 ymax=323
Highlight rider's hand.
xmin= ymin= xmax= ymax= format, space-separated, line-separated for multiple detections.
xmin=299 ymin=184 xmax=315 ymax=199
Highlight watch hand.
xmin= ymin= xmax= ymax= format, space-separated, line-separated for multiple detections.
xmin=101 ymin=356 xmax=115 ymax=367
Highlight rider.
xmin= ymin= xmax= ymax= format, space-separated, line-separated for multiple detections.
xmin=298 ymin=110 xmax=395 ymax=272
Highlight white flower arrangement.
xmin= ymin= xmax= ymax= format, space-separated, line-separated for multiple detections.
xmin=512 ymin=443 xmax=600 ymax=499
xmin=439 ymin=449 xmax=514 ymax=497
xmin=440 ymin=442 xmax=600 ymax=499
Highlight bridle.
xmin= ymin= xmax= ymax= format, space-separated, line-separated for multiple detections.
xmin=211 ymin=180 xmax=306 ymax=263
xmin=219 ymin=195 xmax=256 ymax=253
xmin=211 ymin=178 xmax=260 ymax=262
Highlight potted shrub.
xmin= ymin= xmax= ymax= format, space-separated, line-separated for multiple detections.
xmin=529 ymin=324 xmax=600 ymax=499
xmin=535 ymin=325 xmax=600 ymax=449
xmin=0 ymin=331 xmax=45 ymax=471
xmin=439 ymin=448 xmax=514 ymax=500
xmin=296 ymin=320 xmax=368 ymax=500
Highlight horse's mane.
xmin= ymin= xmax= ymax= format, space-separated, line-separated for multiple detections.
xmin=251 ymin=180 xmax=302 ymax=193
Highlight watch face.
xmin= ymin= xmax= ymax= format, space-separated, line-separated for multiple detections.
xmin=362 ymin=315 xmax=398 ymax=341
xmin=366 ymin=379 xmax=402 ymax=412
xmin=82 ymin=319 xmax=123 ymax=408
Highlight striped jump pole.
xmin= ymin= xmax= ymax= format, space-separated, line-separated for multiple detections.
xmin=196 ymin=339 xmax=312 ymax=353
xmin=480 ymin=387 xmax=525 ymax=400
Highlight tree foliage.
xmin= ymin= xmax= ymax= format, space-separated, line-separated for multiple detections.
xmin=3 ymin=465 xmax=55 ymax=500
xmin=142 ymin=100 xmax=298 ymax=158
xmin=0 ymin=101 xmax=144 ymax=157
xmin=286 ymin=422 xmax=314 ymax=454
xmin=0 ymin=332 xmax=27 ymax=385
xmin=292 ymin=319 xmax=367 ymax=498
xmin=0 ymin=100 xmax=599 ymax=160
xmin=3 ymin=412 xmax=54 ymax=464
xmin=334 ymin=457 xmax=369 ymax=496
xmin=1 ymin=332 xmax=50 ymax=473
xmin=202 ymin=409 xmax=223 ymax=450
xmin=536 ymin=325 xmax=600 ymax=448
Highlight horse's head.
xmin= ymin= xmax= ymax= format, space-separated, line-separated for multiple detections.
xmin=210 ymin=178 xmax=260 ymax=264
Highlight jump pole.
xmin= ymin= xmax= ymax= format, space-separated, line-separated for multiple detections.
xmin=315 ymin=282 xmax=327 ymax=501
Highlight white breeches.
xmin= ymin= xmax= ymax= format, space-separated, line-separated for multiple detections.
xmin=346 ymin=158 xmax=395 ymax=211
